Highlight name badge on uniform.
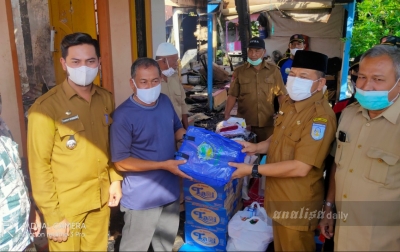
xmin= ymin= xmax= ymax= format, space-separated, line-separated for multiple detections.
xmin=62 ymin=115 xmax=79 ymax=124
xmin=311 ymin=123 xmax=326 ymax=140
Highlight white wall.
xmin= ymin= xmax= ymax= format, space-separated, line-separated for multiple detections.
xmin=151 ymin=0 xmax=167 ymax=56
xmin=109 ymin=1 xmax=133 ymax=107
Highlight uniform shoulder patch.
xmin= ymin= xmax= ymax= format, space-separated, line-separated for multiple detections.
xmin=311 ymin=123 xmax=326 ymax=140
xmin=313 ymin=117 xmax=328 ymax=123
xmin=34 ymin=86 xmax=58 ymax=104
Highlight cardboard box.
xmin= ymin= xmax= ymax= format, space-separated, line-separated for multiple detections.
xmin=186 ymin=202 xmax=230 ymax=231
xmin=183 ymin=179 xmax=242 ymax=208
xmin=184 ymin=223 xmax=228 ymax=251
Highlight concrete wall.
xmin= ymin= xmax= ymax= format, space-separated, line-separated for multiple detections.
xmin=109 ymin=1 xmax=134 ymax=107
xmin=11 ymin=0 xmax=29 ymax=94
xmin=26 ymin=0 xmax=55 ymax=87
xmin=11 ymin=0 xmax=55 ymax=94
xmin=151 ymin=0 xmax=167 ymax=56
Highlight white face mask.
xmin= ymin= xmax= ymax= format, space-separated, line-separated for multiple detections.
xmin=161 ymin=59 xmax=176 ymax=77
xmin=286 ymin=76 xmax=320 ymax=101
xmin=66 ymin=65 xmax=98 ymax=86
xmin=290 ymin=48 xmax=303 ymax=56
xmin=132 ymin=79 xmax=161 ymax=104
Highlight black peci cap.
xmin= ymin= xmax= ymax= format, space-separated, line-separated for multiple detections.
xmin=292 ymin=50 xmax=328 ymax=74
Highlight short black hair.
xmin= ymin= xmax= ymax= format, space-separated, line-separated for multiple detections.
xmin=131 ymin=57 xmax=162 ymax=79
xmin=61 ymin=33 xmax=100 ymax=59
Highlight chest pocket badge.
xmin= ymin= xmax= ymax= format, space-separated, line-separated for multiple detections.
xmin=311 ymin=123 xmax=326 ymax=140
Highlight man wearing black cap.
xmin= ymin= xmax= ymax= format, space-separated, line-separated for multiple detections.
xmin=229 ymin=50 xmax=337 ymax=251
xmin=278 ymin=34 xmax=305 ymax=84
xmin=224 ymin=37 xmax=287 ymax=142
xmin=380 ymin=35 xmax=400 ymax=48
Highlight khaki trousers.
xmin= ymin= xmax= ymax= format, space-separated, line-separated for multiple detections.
xmin=48 ymin=205 xmax=110 ymax=251
xmin=272 ymin=220 xmax=316 ymax=251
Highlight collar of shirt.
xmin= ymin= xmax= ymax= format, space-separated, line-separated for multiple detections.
xmin=244 ymin=59 xmax=271 ymax=70
xmin=62 ymin=79 xmax=98 ymax=100
xmin=357 ymin=96 xmax=400 ymax=124
xmin=291 ymin=91 xmax=324 ymax=113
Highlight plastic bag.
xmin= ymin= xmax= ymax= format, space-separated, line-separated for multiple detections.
xmin=175 ymin=126 xmax=246 ymax=186
xmin=227 ymin=202 xmax=273 ymax=251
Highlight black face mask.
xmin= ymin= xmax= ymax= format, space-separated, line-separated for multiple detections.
xmin=351 ymin=74 xmax=358 ymax=84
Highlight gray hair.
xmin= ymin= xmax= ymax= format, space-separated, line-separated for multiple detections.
xmin=361 ymin=45 xmax=400 ymax=80
xmin=130 ymin=57 xmax=162 ymax=79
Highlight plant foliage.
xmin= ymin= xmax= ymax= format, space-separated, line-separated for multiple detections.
xmin=350 ymin=0 xmax=400 ymax=57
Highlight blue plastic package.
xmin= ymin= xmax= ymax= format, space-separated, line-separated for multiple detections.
xmin=175 ymin=126 xmax=246 ymax=186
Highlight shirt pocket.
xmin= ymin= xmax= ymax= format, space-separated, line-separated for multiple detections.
xmin=282 ymin=125 xmax=302 ymax=160
xmin=260 ymin=77 xmax=274 ymax=96
xmin=239 ymin=78 xmax=252 ymax=95
xmin=363 ymin=147 xmax=399 ymax=186
xmin=334 ymin=132 xmax=351 ymax=169
xmin=56 ymin=118 xmax=85 ymax=149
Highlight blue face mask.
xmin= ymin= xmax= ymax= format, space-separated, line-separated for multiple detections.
xmin=355 ymin=78 xmax=399 ymax=110
xmin=247 ymin=57 xmax=262 ymax=66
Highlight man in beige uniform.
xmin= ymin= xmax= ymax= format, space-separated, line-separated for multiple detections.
xmin=230 ymin=50 xmax=337 ymax=251
xmin=156 ymin=42 xmax=189 ymax=129
xmin=321 ymin=45 xmax=400 ymax=250
xmin=28 ymin=33 xmax=122 ymax=251
xmin=224 ymin=37 xmax=286 ymax=142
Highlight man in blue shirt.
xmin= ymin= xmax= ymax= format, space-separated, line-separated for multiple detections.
xmin=278 ymin=34 xmax=305 ymax=84
xmin=110 ymin=57 xmax=192 ymax=251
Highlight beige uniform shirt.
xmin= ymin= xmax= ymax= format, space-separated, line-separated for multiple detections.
xmin=161 ymin=73 xmax=188 ymax=120
xmin=333 ymin=99 xmax=400 ymax=251
xmin=265 ymin=92 xmax=337 ymax=231
xmin=228 ymin=60 xmax=287 ymax=127
xmin=28 ymin=80 xmax=122 ymax=225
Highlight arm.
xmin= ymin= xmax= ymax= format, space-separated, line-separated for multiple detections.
xmin=237 ymin=135 xmax=273 ymax=155
xmin=27 ymin=104 xmax=69 ymax=242
xmin=181 ymin=114 xmax=189 ymax=130
xmin=27 ymin=105 xmax=65 ymax=226
xmin=114 ymin=157 xmax=191 ymax=180
xmin=320 ymin=162 xmax=336 ymax=239
xmin=178 ymin=80 xmax=190 ymax=129
xmin=175 ymin=127 xmax=186 ymax=142
xmin=230 ymin=159 xmax=312 ymax=179
xmin=224 ymin=95 xmax=237 ymax=120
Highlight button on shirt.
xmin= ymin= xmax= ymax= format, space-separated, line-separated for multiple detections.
xmin=27 ymin=80 xmax=122 ymax=225
xmin=228 ymin=60 xmax=287 ymax=127
xmin=332 ymin=99 xmax=400 ymax=251
xmin=265 ymin=92 xmax=337 ymax=231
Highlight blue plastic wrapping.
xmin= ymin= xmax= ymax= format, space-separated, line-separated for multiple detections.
xmin=175 ymin=126 xmax=246 ymax=186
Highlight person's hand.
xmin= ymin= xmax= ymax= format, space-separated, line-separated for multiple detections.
xmin=29 ymin=208 xmax=41 ymax=237
xmin=224 ymin=114 xmax=231 ymax=121
xmin=236 ymin=141 xmax=258 ymax=156
xmin=108 ymin=180 xmax=122 ymax=207
xmin=46 ymin=219 xmax=69 ymax=243
xmin=320 ymin=207 xmax=335 ymax=239
xmin=162 ymin=159 xmax=193 ymax=180
xmin=229 ymin=162 xmax=252 ymax=179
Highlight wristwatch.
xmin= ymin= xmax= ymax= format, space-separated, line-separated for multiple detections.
xmin=251 ymin=165 xmax=261 ymax=178
xmin=324 ymin=201 xmax=335 ymax=208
